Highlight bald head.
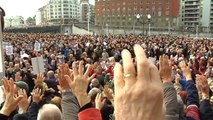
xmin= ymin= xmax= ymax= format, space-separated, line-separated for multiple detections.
xmin=47 ymin=71 xmax=54 ymax=78
xmin=37 ymin=104 xmax=62 ymax=120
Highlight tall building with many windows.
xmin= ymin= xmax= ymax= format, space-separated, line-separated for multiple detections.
xmin=36 ymin=0 xmax=80 ymax=25
xmin=181 ymin=0 xmax=213 ymax=32
xmin=80 ymin=0 xmax=95 ymax=23
xmin=95 ymin=0 xmax=180 ymax=30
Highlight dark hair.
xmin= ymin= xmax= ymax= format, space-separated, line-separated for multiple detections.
xmin=0 ymin=7 xmax=5 ymax=30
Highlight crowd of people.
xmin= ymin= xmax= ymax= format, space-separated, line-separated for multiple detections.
xmin=0 ymin=32 xmax=212 ymax=120
xmin=0 ymin=6 xmax=213 ymax=120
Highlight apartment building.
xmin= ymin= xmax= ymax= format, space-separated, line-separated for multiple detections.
xmin=181 ymin=0 xmax=213 ymax=32
xmin=36 ymin=0 xmax=80 ymax=25
xmin=95 ymin=0 xmax=180 ymax=30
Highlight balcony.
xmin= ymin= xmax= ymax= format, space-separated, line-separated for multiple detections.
xmin=184 ymin=7 xmax=199 ymax=10
xmin=184 ymin=16 xmax=199 ymax=18
xmin=184 ymin=12 xmax=200 ymax=15
xmin=183 ymin=20 xmax=199 ymax=23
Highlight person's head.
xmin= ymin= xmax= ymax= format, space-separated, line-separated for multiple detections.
xmin=91 ymin=78 xmax=100 ymax=88
xmin=95 ymin=65 xmax=102 ymax=74
xmin=15 ymin=71 xmax=22 ymax=81
xmin=51 ymin=60 xmax=56 ymax=65
xmin=50 ymin=96 xmax=62 ymax=110
xmin=88 ymin=87 xmax=101 ymax=102
xmin=14 ymin=63 xmax=20 ymax=70
xmin=50 ymin=54 xmax=55 ymax=59
xmin=47 ymin=71 xmax=55 ymax=78
xmin=9 ymin=62 xmax=14 ymax=67
xmin=37 ymin=104 xmax=62 ymax=120
xmin=14 ymin=81 xmax=29 ymax=94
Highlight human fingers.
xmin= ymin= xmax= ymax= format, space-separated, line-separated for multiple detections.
xmin=22 ymin=89 xmax=27 ymax=98
xmin=14 ymin=95 xmax=24 ymax=106
xmin=9 ymin=78 xmax=14 ymax=95
xmin=149 ymin=60 xmax=161 ymax=84
xmin=95 ymin=93 xmax=100 ymax=102
xmin=159 ymin=55 xmax=163 ymax=71
xmin=121 ymin=49 xmax=136 ymax=86
xmin=18 ymin=89 xmax=22 ymax=96
xmin=64 ymin=75 xmax=73 ymax=88
xmin=78 ymin=61 xmax=84 ymax=76
xmin=38 ymin=88 xmax=42 ymax=96
xmin=34 ymin=88 xmax=39 ymax=96
xmin=28 ymin=96 xmax=32 ymax=103
xmin=134 ymin=44 xmax=150 ymax=81
xmin=87 ymin=74 xmax=95 ymax=83
xmin=114 ymin=63 xmax=124 ymax=92
xmin=72 ymin=62 xmax=78 ymax=76
xmin=2 ymin=79 xmax=9 ymax=93
xmin=84 ymin=64 xmax=91 ymax=78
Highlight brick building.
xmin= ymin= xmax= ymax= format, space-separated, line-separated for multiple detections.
xmin=95 ymin=0 xmax=180 ymax=30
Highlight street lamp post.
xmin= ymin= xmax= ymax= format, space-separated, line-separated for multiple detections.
xmin=166 ymin=18 xmax=171 ymax=34
xmin=87 ymin=12 xmax=90 ymax=35
xmin=147 ymin=14 xmax=151 ymax=36
xmin=135 ymin=14 xmax=151 ymax=35
xmin=196 ymin=25 xmax=199 ymax=39
xmin=106 ymin=23 xmax=109 ymax=36
xmin=133 ymin=20 xmax=136 ymax=34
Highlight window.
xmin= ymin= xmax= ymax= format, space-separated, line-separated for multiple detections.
xmin=158 ymin=11 xmax=162 ymax=16
xmin=152 ymin=11 xmax=155 ymax=16
xmin=153 ymin=0 xmax=155 ymax=4
xmin=166 ymin=10 xmax=169 ymax=16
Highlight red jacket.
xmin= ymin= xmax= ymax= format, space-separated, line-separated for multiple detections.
xmin=78 ymin=108 xmax=102 ymax=120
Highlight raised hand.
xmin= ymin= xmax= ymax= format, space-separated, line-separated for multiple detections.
xmin=32 ymin=88 xmax=43 ymax=104
xmin=64 ymin=61 xmax=95 ymax=107
xmin=34 ymin=74 xmax=45 ymax=86
xmin=17 ymin=89 xmax=31 ymax=113
xmin=57 ymin=64 xmax=72 ymax=91
xmin=0 ymin=78 xmax=23 ymax=116
xmin=114 ymin=44 xmax=164 ymax=120
xmin=103 ymin=85 xmax=114 ymax=104
xmin=159 ymin=55 xmax=172 ymax=83
xmin=179 ymin=61 xmax=192 ymax=80
xmin=95 ymin=93 xmax=106 ymax=110
xmin=196 ymin=75 xmax=209 ymax=99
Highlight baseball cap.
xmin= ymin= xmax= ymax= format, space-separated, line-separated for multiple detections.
xmin=14 ymin=81 xmax=29 ymax=93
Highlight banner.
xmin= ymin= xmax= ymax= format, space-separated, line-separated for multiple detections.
xmin=5 ymin=45 xmax=13 ymax=55
xmin=32 ymin=57 xmax=45 ymax=74
xmin=34 ymin=42 xmax=41 ymax=51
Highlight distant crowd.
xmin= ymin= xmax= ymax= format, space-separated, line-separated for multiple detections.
xmin=0 ymin=33 xmax=212 ymax=120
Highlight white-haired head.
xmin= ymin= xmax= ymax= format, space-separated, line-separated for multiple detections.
xmin=37 ymin=104 xmax=62 ymax=120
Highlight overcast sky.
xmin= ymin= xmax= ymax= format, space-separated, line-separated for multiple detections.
xmin=0 ymin=0 xmax=95 ymax=19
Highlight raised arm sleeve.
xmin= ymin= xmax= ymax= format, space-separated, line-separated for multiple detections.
xmin=163 ymin=82 xmax=179 ymax=120
xmin=61 ymin=90 xmax=80 ymax=120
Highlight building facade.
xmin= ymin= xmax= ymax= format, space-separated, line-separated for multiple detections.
xmin=181 ymin=0 xmax=213 ymax=32
xmin=80 ymin=0 xmax=95 ymax=23
xmin=5 ymin=16 xmax=25 ymax=28
xmin=95 ymin=0 xmax=180 ymax=30
xmin=36 ymin=0 xmax=80 ymax=25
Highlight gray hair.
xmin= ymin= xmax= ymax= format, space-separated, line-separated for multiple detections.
xmin=37 ymin=104 xmax=62 ymax=120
